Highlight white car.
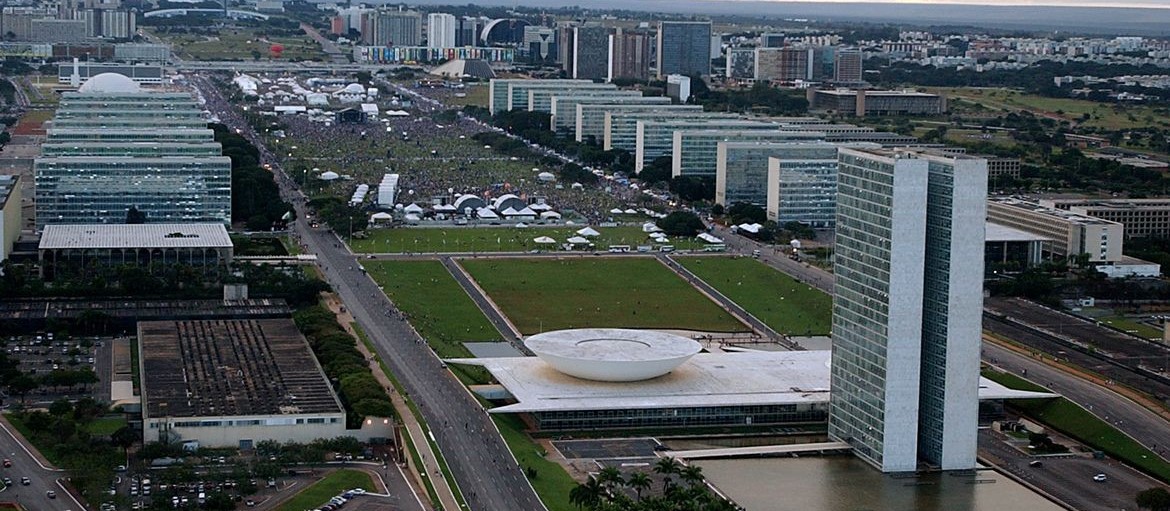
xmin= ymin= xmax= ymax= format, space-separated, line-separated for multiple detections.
xmin=1093 ymin=473 xmax=1107 ymax=482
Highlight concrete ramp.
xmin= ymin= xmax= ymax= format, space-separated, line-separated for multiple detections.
xmin=669 ymin=441 xmax=852 ymax=460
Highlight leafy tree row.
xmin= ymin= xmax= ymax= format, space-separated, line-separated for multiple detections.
xmin=293 ymin=305 xmax=395 ymax=427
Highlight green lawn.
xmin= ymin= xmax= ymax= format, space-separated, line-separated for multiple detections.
xmin=493 ymin=414 xmax=577 ymax=511
xmin=86 ymin=416 xmax=127 ymax=436
xmin=937 ymin=87 xmax=1169 ymax=131
xmin=364 ymin=260 xmax=496 ymax=384
xmin=350 ymin=226 xmax=702 ymax=253
xmin=366 ymin=261 xmax=499 ymax=350
xmin=462 ymin=258 xmax=747 ymax=334
xmin=275 ymin=469 xmax=376 ymax=511
xmin=983 ymin=368 xmax=1170 ymax=483
xmin=676 ymin=256 xmax=833 ymax=336
xmin=1099 ymin=316 xmax=1163 ymax=340
xmin=152 ymin=28 xmax=326 ymax=61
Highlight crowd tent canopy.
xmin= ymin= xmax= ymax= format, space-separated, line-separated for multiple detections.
xmin=476 ymin=207 xmax=499 ymax=219
xmin=737 ymin=223 xmax=763 ymax=234
xmin=533 ymin=236 xmax=556 ymax=244
xmin=697 ymin=233 xmax=724 ymax=244
xmin=319 ymin=171 xmax=340 ymax=181
xmin=609 ymin=208 xmax=624 ymax=214
xmin=385 ymin=109 xmax=410 ymax=117
xmin=370 ymin=212 xmax=393 ymax=221
xmin=566 ymin=236 xmax=590 ymax=244
xmin=576 ymin=227 xmax=600 ymax=237
xmin=403 ymin=203 xmax=424 ymax=214
xmin=643 ymin=222 xmax=663 ymax=233
xmin=540 ymin=211 xmax=561 ymax=219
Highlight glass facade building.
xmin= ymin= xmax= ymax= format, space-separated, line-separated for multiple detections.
xmin=526 ymin=86 xmax=620 ymax=114
xmin=605 ymin=111 xmax=736 ymax=152
xmin=656 ymin=21 xmax=712 ymax=77
xmin=487 ymin=79 xmax=597 ymax=115
xmin=762 ymin=144 xmax=842 ymax=227
xmin=576 ymin=104 xmax=702 ymax=144
xmin=35 ymin=89 xmax=231 ymax=229
xmin=550 ymin=94 xmax=669 ymax=133
xmin=671 ymin=128 xmax=824 ymax=178
xmin=635 ymin=119 xmax=773 ymax=172
xmin=829 ymin=148 xmax=987 ymax=472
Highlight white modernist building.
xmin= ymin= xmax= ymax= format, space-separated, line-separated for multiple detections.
xmin=451 ymin=328 xmax=1050 ymax=432
xmin=830 ymin=148 xmax=988 ymax=472
xmin=427 ymin=13 xmax=457 ymax=49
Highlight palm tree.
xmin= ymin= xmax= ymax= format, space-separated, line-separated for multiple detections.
xmin=653 ymin=456 xmax=682 ymax=493
xmin=597 ymin=466 xmax=624 ymax=493
xmin=627 ymin=472 xmax=651 ymax=501
xmin=680 ymin=465 xmax=705 ymax=488
xmin=569 ymin=478 xmax=603 ymax=510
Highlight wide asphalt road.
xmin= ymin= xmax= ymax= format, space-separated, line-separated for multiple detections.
xmin=984 ymin=341 xmax=1170 ymax=463
xmin=0 ymin=418 xmax=83 ymax=510
xmin=197 ymin=76 xmax=544 ymax=511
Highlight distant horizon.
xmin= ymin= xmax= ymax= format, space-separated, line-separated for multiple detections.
xmin=741 ymin=0 xmax=1170 ymax=8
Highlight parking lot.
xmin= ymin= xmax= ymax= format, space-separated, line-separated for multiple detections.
xmin=1 ymin=332 xmax=111 ymax=406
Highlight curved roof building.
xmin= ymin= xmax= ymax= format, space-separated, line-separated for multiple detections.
xmin=525 ymin=328 xmax=701 ymax=382
xmin=78 ymin=72 xmax=142 ymax=94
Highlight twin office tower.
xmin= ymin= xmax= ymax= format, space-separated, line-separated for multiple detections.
xmin=829 ymin=148 xmax=988 ymax=472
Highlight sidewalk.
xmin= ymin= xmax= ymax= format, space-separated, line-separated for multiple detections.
xmin=321 ymin=293 xmax=461 ymax=511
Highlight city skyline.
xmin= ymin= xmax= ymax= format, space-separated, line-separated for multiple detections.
xmin=745 ymin=0 xmax=1170 ymax=7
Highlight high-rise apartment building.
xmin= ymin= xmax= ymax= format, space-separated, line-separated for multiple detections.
xmin=829 ymin=148 xmax=987 ymax=472
xmin=755 ymin=47 xmax=816 ymax=82
xmin=568 ymin=25 xmax=614 ymax=80
xmin=456 ymin=16 xmax=485 ymax=47
xmin=725 ymin=48 xmax=756 ymax=80
xmin=656 ymin=21 xmax=711 ymax=78
xmin=834 ymin=47 xmax=864 ymax=83
xmin=364 ymin=10 xmax=422 ymax=47
xmin=611 ymin=28 xmax=652 ymax=81
xmin=426 ymin=13 xmax=456 ymax=49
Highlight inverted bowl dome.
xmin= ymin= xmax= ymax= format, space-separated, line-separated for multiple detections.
xmin=525 ymin=328 xmax=702 ymax=382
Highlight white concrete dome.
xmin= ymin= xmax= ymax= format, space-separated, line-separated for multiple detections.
xmin=78 ymin=73 xmax=141 ymax=94
xmin=525 ymin=328 xmax=701 ymax=382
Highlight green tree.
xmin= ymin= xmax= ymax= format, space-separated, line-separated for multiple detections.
xmin=569 ymin=478 xmax=603 ymax=510
xmin=1137 ymin=487 xmax=1170 ymax=511
xmin=126 ymin=206 xmax=146 ymax=224
xmin=656 ymin=211 xmax=705 ymax=237
xmin=627 ymin=472 xmax=651 ymax=501
xmin=111 ymin=426 xmax=138 ymax=456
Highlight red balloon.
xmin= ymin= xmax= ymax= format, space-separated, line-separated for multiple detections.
xmin=269 ymin=44 xmax=284 ymax=57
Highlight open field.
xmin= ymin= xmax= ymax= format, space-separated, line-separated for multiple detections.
xmin=152 ymin=28 xmax=326 ymax=61
xmin=493 ymin=414 xmax=576 ymax=511
xmin=937 ymin=87 xmax=1169 ymax=131
xmin=350 ymin=226 xmax=703 ymax=253
xmin=462 ymin=258 xmax=748 ymax=334
xmin=365 ymin=260 xmax=497 ymax=384
xmin=983 ymin=369 xmax=1170 ymax=483
xmin=1099 ymin=315 xmax=1163 ymax=340
xmin=676 ymin=256 xmax=832 ymax=336
xmin=275 ymin=469 xmax=376 ymax=511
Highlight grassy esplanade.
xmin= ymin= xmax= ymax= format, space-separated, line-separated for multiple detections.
xmin=349 ymin=226 xmax=703 ymax=253
xmin=677 ymin=256 xmax=833 ymax=336
xmin=461 ymin=258 xmax=748 ymax=334
xmin=365 ymin=261 xmax=499 ymax=353
xmin=275 ymin=469 xmax=376 ymax=511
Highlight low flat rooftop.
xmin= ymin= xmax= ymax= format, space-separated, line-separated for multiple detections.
xmin=986 ymin=222 xmax=1052 ymax=243
xmin=451 ymin=350 xmax=1054 ymax=414
xmin=0 ymin=175 xmax=16 ymax=208
xmin=140 ymin=319 xmax=343 ymax=418
xmin=39 ymin=223 xmax=232 ymax=250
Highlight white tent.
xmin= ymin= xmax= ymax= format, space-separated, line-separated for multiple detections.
xmin=540 ymin=211 xmax=562 ymax=219
xmin=537 ymin=172 xmax=556 ymax=182
xmin=609 ymin=208 xmax=624 ymax=214
xmin=476 ymin=207 xmax=499 ymax=219
xmin=566 ymin=236 xmax=590 ymax=244
xmin=370 ymin=212 xmax=393 ymax=221
xmin=516 ymin=223 xmax=529 ymax=228
xmin=533 ymin=236 xmax=556 ymax=244
xmin=528 ymin=203 xmax=551 ymax=211
xmin=650 ymin=232 xmax=667 ymax=239
xmin=642 ymin=222 xmax=663 ymax=233
xmin=624 ymin=208 xmax=638 ymax=214
xmin=403 ymin=203 xmax=424 ymax=214
xmin=571 ymin=183 xmax=584 ymax=189
xmin=319 ymin=171 xmax=340 ymax=181
xmin=403 ymin=214 xmax=420 ymax=223
xmin=737 ymin=223 xmax=763 ymax=234
xmin=697 ymin=233 xmax=724 ymax=244
xmin=576 ymin=227 xmax=600 ymax=237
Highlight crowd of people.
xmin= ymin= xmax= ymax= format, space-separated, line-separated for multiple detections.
xmin=195 ymin=72 xmax=664 ymax=224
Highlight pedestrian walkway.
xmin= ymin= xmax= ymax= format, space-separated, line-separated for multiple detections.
xmin=322 ymin=293 xmax=459 ymax=511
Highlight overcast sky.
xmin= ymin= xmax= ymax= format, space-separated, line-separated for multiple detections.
xmin=753 ymin=0 xmax=1170 ymax=7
